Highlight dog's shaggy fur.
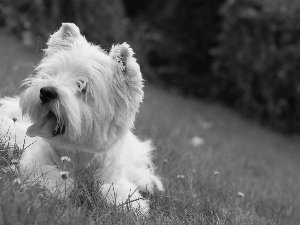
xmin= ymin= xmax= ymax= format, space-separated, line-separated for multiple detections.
xmin=0 ymin=23 xmax=163 ymax=213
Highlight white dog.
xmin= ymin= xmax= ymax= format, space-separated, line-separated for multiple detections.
xmin=0 ymin=23 xmax=163 ymax=214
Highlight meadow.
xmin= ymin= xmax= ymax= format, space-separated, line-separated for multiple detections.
xmin=0 ymin=33 xmax=300 ymax=224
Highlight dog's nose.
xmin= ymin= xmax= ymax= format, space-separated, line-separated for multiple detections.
xmin=40 ymin=86 xmax=58 ymax=104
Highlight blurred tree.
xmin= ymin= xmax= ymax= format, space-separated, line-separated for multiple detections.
xmin=0 ymin=0 xmax=127 ymax=48
xmin=123 ymin=0 xmax=225 ymax=96
xmin=213 ymin=0 xmax=300 ymax=133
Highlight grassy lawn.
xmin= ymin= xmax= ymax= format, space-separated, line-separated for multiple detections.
xmin=0 ymin=32 xmax=300 ymax=224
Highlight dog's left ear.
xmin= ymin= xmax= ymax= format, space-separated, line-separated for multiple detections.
xmin=46 ymin=23 xmax=84 ymax=54
xmin=109 ymin=43 xmax=144 ymax=128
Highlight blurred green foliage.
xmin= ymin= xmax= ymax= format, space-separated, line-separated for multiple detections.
xmin=0 ymin=0 xmax=225 ymax=97
xmin=0 ymin=0 xmax=127 ymax=49
xmin=213 ymin=0 xmax=300 ymax=133
xmin=1 ymin=0 xmax=300 ymax=133
xmin=124 ymin=0 xmax=225 ymax=96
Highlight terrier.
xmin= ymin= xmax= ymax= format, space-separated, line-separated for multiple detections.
xmin=0 ymin=23 xmax=163 ymax=214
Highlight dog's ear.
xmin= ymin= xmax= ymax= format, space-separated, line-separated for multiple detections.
xmin=109 ymin=43 xmax=144 ymax=128
xmin=46 ymin=23 xmax=83 ymax=54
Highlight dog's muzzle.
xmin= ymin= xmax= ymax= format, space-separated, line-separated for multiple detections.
xmin=25 ymin=87 xmax=66 ymax=138
xmin=26 ymin=110 xmax=65 ymax=138
xmin=40 ymin=86 xmax=58 ymax=104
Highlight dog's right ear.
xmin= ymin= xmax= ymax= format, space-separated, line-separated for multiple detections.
xmin=109 ymin=43 xmax=144 ymax=128
xmin=45 ymin=23 xmax=84 ymax=54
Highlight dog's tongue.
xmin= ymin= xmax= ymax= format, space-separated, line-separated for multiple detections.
xmin=27 ymin=111 xmax=57 ymax=138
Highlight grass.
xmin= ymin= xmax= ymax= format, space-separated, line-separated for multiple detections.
xmin=1 ymin=31 xmax=300 ymax=224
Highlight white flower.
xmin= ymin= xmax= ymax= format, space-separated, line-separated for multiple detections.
xmin=1 ymin=165 xmax=16 ymax=173
xmin=61 ymin=156 xmax=71 ymax=163
xmin=13 ymin=178 xmax=21 ymax=185
xmin=238 ymin=192 xmax=245 ymax=198
xmin=60 ymin=171 xmax=70 ymax=180
xmin=177 ymin=175 xmax=185 ymax=179
xmin=11 ymin=159 xmax=19 ymax=165
xmin=214 ymin=171 xmax=220 ymax=176
xmin=163 ymin=159 xmax=169 ymax=164
xmin=189 ymin=136 xmax=204 ymax=147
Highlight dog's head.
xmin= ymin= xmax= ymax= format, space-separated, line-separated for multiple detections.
xmin=20 ymin=23 xmax=144 ymax=152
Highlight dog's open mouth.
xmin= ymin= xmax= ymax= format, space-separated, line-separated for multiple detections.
xmin=26 ymin=110 xmax=65 ymax=138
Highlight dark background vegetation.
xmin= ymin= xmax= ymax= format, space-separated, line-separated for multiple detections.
xmin=0 ymin=0 xmax=300 ymax=134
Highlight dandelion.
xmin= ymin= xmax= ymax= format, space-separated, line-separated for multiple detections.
xmin=189 ymin=136 xmax=204 ymax=147
xmin=12 ymin=117 xmax=18 ymax=145
xmin=177 ymin=174 xmax=185 ymax=179
xmin=60 ymin=171 xmax=70 ymax=180
xmin=11 ymin=159 xmax=19 ymax=165
xmin=61 ymin=156 xmax=71 ymax=163
xmin=1 ymin=165 xmax=16 ymax=173
xmin=85 ymin=163 xmax=90 ymax=169
xmin=214 ymin=171 xmax=220 ymax=176
xmin=238 ymin=192 xmax=245 ymax=198
xmin=13 ymin=178 xmax=21 ymax=185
